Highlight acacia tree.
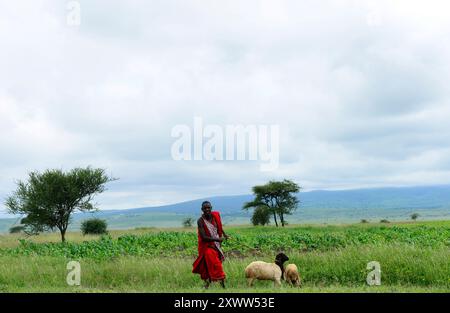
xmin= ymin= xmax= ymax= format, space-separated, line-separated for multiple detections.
xmin=244 ymin=179 xmax=300 ymax=227
xmin=5 ymin=167 xmax=116 ymax=242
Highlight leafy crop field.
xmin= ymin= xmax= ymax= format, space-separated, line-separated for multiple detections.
xmin=0 ymin=221 xmax=449 ymax=292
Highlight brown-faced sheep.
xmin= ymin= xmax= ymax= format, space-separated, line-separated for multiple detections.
xmin=245 ymin=253 xmax=289 ymax=287
xmin=284 ymin=263 xmax=301 ymax=287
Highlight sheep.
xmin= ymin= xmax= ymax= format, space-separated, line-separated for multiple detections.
xmin=284 ymin=263 xmax=301 ymax=287
xmin=245 ymin=253 xmax=289 ymax=287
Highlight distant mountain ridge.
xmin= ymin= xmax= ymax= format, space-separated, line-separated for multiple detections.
xmin=1 ymin=185 xmax=449 ymax=232
xmin=99 ymin=185 xmax=450 ymax=215
xmin=100 ymin=194 xmax=254 ymax=215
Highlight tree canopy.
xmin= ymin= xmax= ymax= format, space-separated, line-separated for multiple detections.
xmin=5 ymin=167 xmax=116 ymax=242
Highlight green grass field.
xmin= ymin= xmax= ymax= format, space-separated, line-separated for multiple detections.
xmin=0 ymin=220 xmax=449 ymax=293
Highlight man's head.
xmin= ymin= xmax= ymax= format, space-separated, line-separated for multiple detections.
xmin=201 ymin=201 xmax=212 ymax=216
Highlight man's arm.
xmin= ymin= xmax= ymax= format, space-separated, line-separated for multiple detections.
xmin=215 ymin=212 xmax=230 ymax=240
xmin=222 ymin=229 xmax=230 ymax=240
xmin=198 ymin=218 xmax=223 ymax=242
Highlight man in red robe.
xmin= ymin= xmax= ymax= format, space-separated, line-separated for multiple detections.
xmin=192 ymin=201 xmax=230 ymax=288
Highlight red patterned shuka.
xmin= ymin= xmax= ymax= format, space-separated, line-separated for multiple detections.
xmin=192 ymin=211 xmax=226 ymax=281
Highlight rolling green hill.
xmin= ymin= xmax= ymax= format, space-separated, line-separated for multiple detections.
xmin=1 ymin=185 xmax=449 ymax=233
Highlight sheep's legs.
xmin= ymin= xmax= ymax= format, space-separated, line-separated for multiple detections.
xmin=274 ymin=278 xmax=281 ymax=287
xmin=247 ymin=278 xmax=254 ymax=287
xmin=220 ymin=279 xmax=226 ymax=289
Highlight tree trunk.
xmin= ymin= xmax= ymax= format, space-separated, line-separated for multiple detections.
xmin=60 ymin=229 xmax=66 ymax=242
xmin=273 ymin=212 xmax=278 ymax=227
xmin=280 ymin=213 xmax=285 ymax=227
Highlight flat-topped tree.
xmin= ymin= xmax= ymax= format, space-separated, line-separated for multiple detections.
xmin=244 ymin=179 xmax=300 ymax=227
xmin=5 ymin=167 xmax=116 ymax=242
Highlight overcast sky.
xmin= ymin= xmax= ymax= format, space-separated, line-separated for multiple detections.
xmin=1 ymin=0 xmax=450 ymax=215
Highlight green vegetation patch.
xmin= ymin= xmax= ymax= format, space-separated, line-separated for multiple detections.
xmin=1 ymin=224 xmax=448 ymax=261
xmin=0 ymin=245 xmax=448 ymax=291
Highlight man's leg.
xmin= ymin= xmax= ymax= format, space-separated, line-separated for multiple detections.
xmin=204 ymin=248 xmax=226 ymax=282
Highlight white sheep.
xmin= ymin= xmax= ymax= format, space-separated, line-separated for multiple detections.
xmin=245 ymin=253 xmax=289 ymax=287
xmin=284 ymin=263 xmax=301 ymax=287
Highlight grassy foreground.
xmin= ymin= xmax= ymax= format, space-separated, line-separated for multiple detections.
xmin=0 ymin=221 xmax=449 ymax=292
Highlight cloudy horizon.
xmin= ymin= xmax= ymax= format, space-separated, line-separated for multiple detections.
xmin=1 ymin=0 xmax=450 ymax=216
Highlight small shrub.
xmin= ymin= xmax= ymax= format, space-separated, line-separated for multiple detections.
xmin=360 ymin=219 xmax=369 ymax=223
xmin=9 ymin=225 xmax=25 ymax=234
xmin=182 ymin=217 xmax=194 ymax=228
xmin=380 ymin=219 xmax=390 ymax=223
xmin=251 ymin=206 xmax=271 ymax=226
xmin=81 ymin=218 xmax=108 ymax=235
xmin=411 ymin=213 xmax=419 ymax=221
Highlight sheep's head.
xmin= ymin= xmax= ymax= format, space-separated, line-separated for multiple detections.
xmin=275 ymin=253 xmax=289 ymax=265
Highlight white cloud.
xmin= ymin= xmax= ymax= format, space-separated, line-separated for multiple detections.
xmin=1 ymin=0 xmax=450 ymax=215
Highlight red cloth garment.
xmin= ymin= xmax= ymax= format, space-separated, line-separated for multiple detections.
xmin=192 ymin=211 xmax=226 ymax=281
